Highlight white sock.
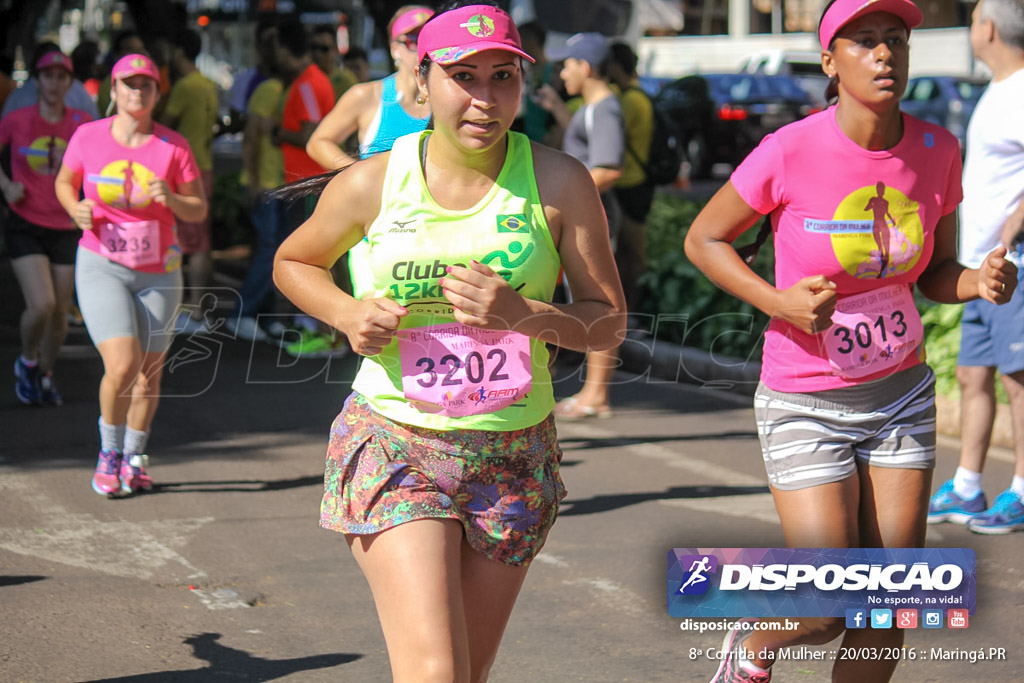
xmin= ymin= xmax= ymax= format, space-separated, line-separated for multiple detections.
xmin=124 ymin=428 xmax=149 ymax=456
xmin=1011 ymin=475 xmax=1024 ymax=499
xmin=98 ymin=417 xmax=125 ymax=453
xmin=953 ymin=467 xmax=983 ymax=499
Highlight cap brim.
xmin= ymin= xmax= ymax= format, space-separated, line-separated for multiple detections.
xmin=429 ymin=44 xmax=535 ymax=66
xmin=822 ymin=0 xmax=923 ymax=46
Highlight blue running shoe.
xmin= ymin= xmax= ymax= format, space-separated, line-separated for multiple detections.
xmin=927 ymin=479 xmax=987 ymax=524
xmin=14 ymin=357 xmax=41 ymax=405
xmin=967 ymin=489 xmax=1024 ymax=535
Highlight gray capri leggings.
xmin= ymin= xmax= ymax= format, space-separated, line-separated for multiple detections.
xmin=76 ymin=247 xmax=183 ymax=354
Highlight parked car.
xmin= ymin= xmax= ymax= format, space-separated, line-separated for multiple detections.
xmin=654 ymin=72 xmax=812 ymax=178
xmin=900 ymin=75 xmax=989 ymax=148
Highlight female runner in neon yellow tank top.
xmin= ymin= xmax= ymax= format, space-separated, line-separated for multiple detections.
xmin=273 ymin=2 xmax=625 ymax=681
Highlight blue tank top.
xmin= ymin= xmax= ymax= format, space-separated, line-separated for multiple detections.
xmin=359 ymin=74 xmax=431 ymax=158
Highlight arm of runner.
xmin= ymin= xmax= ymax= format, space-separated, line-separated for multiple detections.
xmin=473 ymin=143 xmax=624 ymax=353
xmin=0 ymin=143 xmax=24 ymax=204
xmin=274 ymin=153 xmax=405 ymax=356
xmin=684 ymin=180 xmax=837 ymax=335
xmin=242 ymin=112 xmax=265 ymax=207
xmin=590 ymin=166 xmax=621 ymax=194
xmin=54 ymin=165 xmax=95 ymax=230
xmin=150 ymin=177 xmax=208 ymax=224
xmin=918 ymin=210 xmax=1017 ymax=305
xmin=306 ymin=82 xmax=374 ymax=170
xmin=276 ymin=121 xmax=319 ymax=149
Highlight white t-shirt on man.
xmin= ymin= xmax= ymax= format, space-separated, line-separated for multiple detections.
xmin=960 ymin=67 xmax=1024 ymax=268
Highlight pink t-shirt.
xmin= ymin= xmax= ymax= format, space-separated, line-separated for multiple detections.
xmin=0 ymin=105 xmax=91 ymax=229
xmin=62 ymin=118 xmax=200 ymax=273
xmin=731 ymin=109 xmax=962 ymax=392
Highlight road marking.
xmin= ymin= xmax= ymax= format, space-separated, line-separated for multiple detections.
xmin=189 ymin=587 xmax=250 ymax=610
xmin=658 ymin=492 xmax=780 ymax=526
xmin=560 ymin=577 xmax=651 ymax=617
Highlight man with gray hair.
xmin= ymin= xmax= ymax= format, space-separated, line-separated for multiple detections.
xmin=928 ymin=0 xmax=1024 ymax=534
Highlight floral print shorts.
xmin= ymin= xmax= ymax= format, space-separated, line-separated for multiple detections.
xmin=321 ymin=393 xmax=567 ymax=566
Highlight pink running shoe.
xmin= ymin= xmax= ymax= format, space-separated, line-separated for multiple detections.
xmin=120 ymin=454 xmax=153 ymax=494
xmin=92 ymin=449 xmax=123 ymax=496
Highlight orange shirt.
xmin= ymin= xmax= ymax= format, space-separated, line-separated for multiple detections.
xmin=281 ymin=63 xmax=334 ymax=181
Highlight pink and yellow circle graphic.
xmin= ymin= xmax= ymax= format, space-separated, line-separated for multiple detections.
xmin=92 ymin=160 xmax=156 ymax=209
xmin=24 ymin=136 xmax=68 ymax=174
xmin=463 ymin=15 xmax=496 ymax=37
xmin=831 ymin=183 xmax=923 ymax=280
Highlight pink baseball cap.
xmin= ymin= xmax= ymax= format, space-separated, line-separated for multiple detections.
xmin=819 ymin=0 xmax=922 ymax=47
xmin=35 ymin=51 xmax=73 ymax=74
xmin=111 ymin=53 xmax=160 ymax=82
xmin=417 ymin=4 xmax=534 ymax=66
xmin=390 ymin=6 xmax=435 ymax=40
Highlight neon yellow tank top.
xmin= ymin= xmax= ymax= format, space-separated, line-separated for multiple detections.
xmin=351 ymin=130 xmax=561 ymax=431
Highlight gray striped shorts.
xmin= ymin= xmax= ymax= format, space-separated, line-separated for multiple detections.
xmin=754 ymin=364 xmax=936 ymax=491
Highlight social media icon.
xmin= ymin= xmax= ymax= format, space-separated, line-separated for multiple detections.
xmin=871 ymin=609 xmax=892 ymax=629
xmin=846 ymin=609 xmax=867 ymax=629
xmin=923 ymin=610 xmax=943 ymax=628
xmin=948 ymin=609 xmax=969 ymax=629
xmin=896 ymin=609 xmax=918 ymax=629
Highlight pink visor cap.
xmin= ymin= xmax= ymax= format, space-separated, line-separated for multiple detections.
xmin=35 ymin=51 xmax=73 ymax=74
xmin=111 ymin=53 xmax=160 ymax=82
xmin=819 ymin=0 xmax=922 ymax=47
xmin=417 ymin=5 xmax=534 ymax=66
xmin=390 ymin=6 xmax=435 ymax=40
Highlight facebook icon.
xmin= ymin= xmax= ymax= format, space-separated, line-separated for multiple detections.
xmin=846 ymin=609 xmax=867 ymax=629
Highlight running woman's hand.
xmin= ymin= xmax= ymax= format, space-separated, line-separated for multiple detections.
xmin=148 ymin=178 xmax=171 ymax=205
xmin=771 ymin=275 xmax=837 ymax=335
xmin=977 ymin=245 xmax=1018 ymax=305
xmin=439 ymin=260 xmax=531 ymax=330
xmin=2 ymin=181 xmax=25 ymax=204
xmin=345 ymin=298 xmax=408 ymax=356
xmin=72 ymin=199 xmax=96 ymax=231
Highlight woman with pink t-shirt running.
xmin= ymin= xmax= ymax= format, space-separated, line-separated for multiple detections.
xmin=0 ymin=50 xmax=90 ymax=406
xmin=685 ymin=1 xmax=1017 ymax=682
xmin=55 ymin=53 xmax=207 ymax=498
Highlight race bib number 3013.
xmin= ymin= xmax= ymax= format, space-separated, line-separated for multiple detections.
xmin=398 ymin=323 xmax=532 ymax=417
xmin=824 ymin=284 xmax=924 ymax=379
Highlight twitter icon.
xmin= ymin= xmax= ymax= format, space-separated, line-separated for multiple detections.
xmin=870 ymin=609 xmax=893 ymax=629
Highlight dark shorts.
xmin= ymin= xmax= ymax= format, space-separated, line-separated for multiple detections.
xmin=5 ymin=210 xmax=81 ymax=265
xmin=320 ymin=393 xmax=566 ymax=566
xmin=958 ymin=269 xmax=1024 ymax=375
xmin=614 ymin=182 xmax=656 ymax=223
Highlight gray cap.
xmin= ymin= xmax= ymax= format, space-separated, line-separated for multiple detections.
xmin=547 ymin=32 xmax=609 ymax=67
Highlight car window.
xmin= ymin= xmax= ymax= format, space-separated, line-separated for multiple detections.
xmin=708 ymin=75 xmax=808 ymax=102
xmin=906 ymin=79 xmax=936 ymax=102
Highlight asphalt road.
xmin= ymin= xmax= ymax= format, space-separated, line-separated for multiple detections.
xmin=1 ymin=258 xmax=1022 ymax=683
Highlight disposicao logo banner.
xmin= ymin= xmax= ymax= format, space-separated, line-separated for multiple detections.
xmin=667 ymin=548 xmax=976 ymax=618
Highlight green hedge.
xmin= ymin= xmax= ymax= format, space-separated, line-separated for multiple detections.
xmin=639 ymin=192 xmax=1000 ymax=402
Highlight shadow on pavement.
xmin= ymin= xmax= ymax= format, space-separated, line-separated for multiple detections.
xmin=149 ymin=475 xmax=323 ymax=494
xmin=81 ymin=632 xmax=361 ymax=682
xmin=559 ymin=431 xmax=757 ymax=450
xmin=560 ymin=484 xmax=769 ymax=517
xmin=0 ymin=575 xmax=48 ymax=587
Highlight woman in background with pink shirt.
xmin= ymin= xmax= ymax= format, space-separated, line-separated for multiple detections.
xmin=0 ymin=50 xmax=91 ymax=406
xmin=55 ymin=53 xmax=207 ymax=498
xmin=685 ymin=1 xmax=1017 ymax=681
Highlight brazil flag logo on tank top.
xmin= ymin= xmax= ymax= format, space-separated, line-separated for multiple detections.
xmin=497 ymin=214 xmax=529 ymax=233
xmin=804 ymin=182 xmax=923 ymax=280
